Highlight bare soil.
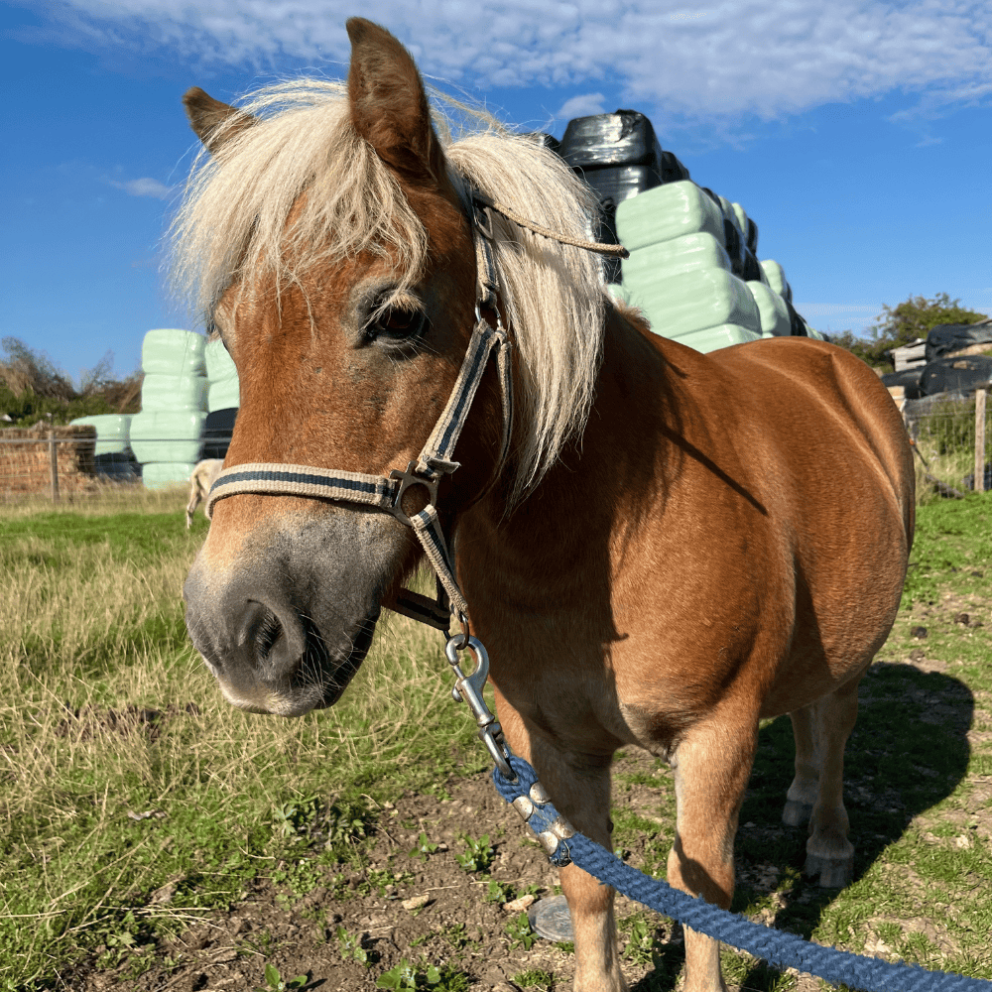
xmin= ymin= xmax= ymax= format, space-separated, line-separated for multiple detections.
xmin=70 ymin=744 xmax=829 ymax=992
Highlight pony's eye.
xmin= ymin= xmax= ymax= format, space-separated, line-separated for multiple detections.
xmin=364 ymin=307 xmax=427 ymax=346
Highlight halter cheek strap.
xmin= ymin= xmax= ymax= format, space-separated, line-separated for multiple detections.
xmin=206 ymin=202 xmax=510 ymax=632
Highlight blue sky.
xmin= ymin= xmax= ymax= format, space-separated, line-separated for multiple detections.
xmin=3 ymin=1 xmax=991 ymax=383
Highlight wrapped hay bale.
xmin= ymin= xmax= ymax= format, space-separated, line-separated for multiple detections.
xmin=140 ymin=462 xmax=200 ymax=489
xmin=746 ymin=281 xmax=792 ymax=338
xmin=141 ymin=329 xmax=206 ymax=376
xmin=623 ymin=266 xmax=761 ymax=350
xmin=130 ymin=410 xmax=206 ymax=466
xmin=616 ymin=180 xmax=726 ymax=253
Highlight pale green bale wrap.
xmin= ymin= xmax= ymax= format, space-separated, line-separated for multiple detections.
xmin=746 ymin=281 xmax=792 ymax=337
xmin=130 ymin=410 xmax=206 ymax=464
xmin=141 ymin=329 xmax=206 ymax=376
xmin=675 ymin=323 xmax=762 ymax=352
xmin=622 ymin=232 xmax=731 ymax=286
xmin=208 ymin=377 xmax=240 ymax=412
xmin=204 ymin=338 xmax=238 ymax=382
xmin=759 ymin=260 xmax=792 ymax=303
xmin=140 ymin=373 xmax=208 ymax=412
xmin=141 ymin=462 xmax=199 ymax=490
xmin=68 ymin=414 xmax=132 ymax=456
xmin=631 ymin=316 xmax=760 ymax=352
xmin=616 ymin=180 xmax=725 ymax=251
xmin=624 ymin=267 xmax=762 ymax=341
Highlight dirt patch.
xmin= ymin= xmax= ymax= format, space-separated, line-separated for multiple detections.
xmin=63 ymin=747 xmax=836 ymax=992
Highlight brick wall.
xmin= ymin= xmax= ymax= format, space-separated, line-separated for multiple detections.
xmin=0 ymin=425 xmax=98 ymax=497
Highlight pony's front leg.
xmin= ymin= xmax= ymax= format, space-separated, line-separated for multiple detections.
xmin=667 ymin=715 xmax=757 ymax=992
xmin=495 ymin=695 xmax=627 ymax=992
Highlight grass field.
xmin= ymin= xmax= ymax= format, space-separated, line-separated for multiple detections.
xmin=2 ymin=490 xmax=991 ymax=990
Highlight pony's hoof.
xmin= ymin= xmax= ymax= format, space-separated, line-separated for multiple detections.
xmin=804 ymin=852 xmax=852 ymax=888
xmin=781 ymin=800 xmax=813 ymax=828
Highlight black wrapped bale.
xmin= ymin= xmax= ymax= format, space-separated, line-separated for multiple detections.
xmin=744 ymin=216 xmax=759 ymax=255
xmin=924 ymin=321 xmax=992 ymax=363
xmin=723 ymin=219 xmax=745 ymax=277
xmin=881 ymin=367 xmax=925 ymax=400
xmin=559 ymin=111 xmax=667 ymax=282
xmin=526 ymin=132 xmax=561 ymax=154
xmin=920 ymin=355 xmax=992 ymax=396
xmin=660 ymin=150 xmax=690 ymax=183
xmin=559 ymin=109 xmax=662 ymax=169
xmin=742 ymin=248 xmax=763 ymax=283
xmin=785 ymin=298 xmax=809 ymax=337
xmin=94 ymin=452 xmax=140 ymax=480
xmin=202 ymin=407 xmax=238 ymax=460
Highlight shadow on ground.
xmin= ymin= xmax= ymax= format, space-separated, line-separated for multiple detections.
xmin=631 ymin=660 xmax=974 ymax=992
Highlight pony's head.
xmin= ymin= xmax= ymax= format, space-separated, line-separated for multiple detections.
xmin=176 ymin=18 xmax=605 ymax=716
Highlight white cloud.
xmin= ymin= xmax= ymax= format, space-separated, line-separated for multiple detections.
xmin=21 ymin=1 xmax=992 ymax=124
xmin=110 ymin=177 xmax=174 ymax=199
xmin=557 ymin=93 xmax=607 ymax=119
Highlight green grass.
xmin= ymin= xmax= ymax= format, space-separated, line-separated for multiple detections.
xmin=2 ymin=493 xmax=992 ymax=988
xmin=902 ymin=493 xmax=992 ymax=605
xmin=0 ymin=495 xmax=488 ymax=988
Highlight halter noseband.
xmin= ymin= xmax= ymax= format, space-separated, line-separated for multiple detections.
xmin=206 ymin=193 xmax=512 ymax=633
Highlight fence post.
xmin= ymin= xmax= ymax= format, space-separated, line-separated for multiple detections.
xmin=975 ymin=387 xmax=987 ymax=493
xmin=48 ymin=431 xmax=60 ymax=503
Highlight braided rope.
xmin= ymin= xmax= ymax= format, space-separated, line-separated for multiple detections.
xmin=491 ymin=756 xmax=991 ymax=991
xmin=474 ymin=191 xmax=629 ymax=260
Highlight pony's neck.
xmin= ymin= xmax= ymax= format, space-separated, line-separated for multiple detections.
xmin=458 ymin=305 xmax=678 ymax=611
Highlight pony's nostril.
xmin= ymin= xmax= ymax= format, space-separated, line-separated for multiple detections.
xmin=241 ymin=600 xmax=284 ymax=663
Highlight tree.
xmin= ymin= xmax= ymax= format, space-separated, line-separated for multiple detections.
xmin=0 ymin=337 xmax=74 ymax=399
xmin=0 ymin=338 xmax=142 ymax=426
xmin=831 ymin=293 xmax=989 ymax=370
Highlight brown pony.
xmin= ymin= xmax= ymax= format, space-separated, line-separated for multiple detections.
xmin=176 ymin=18 xmax=914 ymax=992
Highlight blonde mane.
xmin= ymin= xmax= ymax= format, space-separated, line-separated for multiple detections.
xmin=170 ymin=79 xmax=607 ymax=500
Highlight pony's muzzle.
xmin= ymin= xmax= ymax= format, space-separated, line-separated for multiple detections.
xmin=184 ymin=558 xmax=380 ymax=717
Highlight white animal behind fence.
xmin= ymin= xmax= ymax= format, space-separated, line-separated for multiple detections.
xmin=186 ymin=459 xmax=224 ymax=528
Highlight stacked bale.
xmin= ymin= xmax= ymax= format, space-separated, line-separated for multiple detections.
xmin=67 ymin=414 xmax=137 ymax=480
xmin=558 ymin=111 xmax=680 ymax=282
xmin=615 ymin=180 xmax=762 ymax=352
xmin=557 ymin=109 xmax=822 ymax=349
xmin=203 ymin=338 xmax=239 ymax=460
xmin=130 ymin=329 xmax=207 ymax=489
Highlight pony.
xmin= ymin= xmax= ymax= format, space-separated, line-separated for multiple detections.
xmin=185 ymin=458 xmax=224 ymax=529
xmin=175 ymin=19 xmax=914 ymax=992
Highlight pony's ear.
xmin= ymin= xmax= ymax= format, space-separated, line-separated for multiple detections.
xmin=346 ymin=18 xmax=448 ymax=188
xmin=183 ymin=87 xmax=257 ymax=154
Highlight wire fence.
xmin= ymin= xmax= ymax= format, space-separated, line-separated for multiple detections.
xmin=896 ymin=386 xmax=992 ymax=498
xmin=0 ymin=426 xmax=232 ymax=512
xmin=1 ymin=390 xmax=989 ymax=511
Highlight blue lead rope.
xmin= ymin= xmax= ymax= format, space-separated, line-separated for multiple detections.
xmin=491 ymin=755 xmax=991 ymax=992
